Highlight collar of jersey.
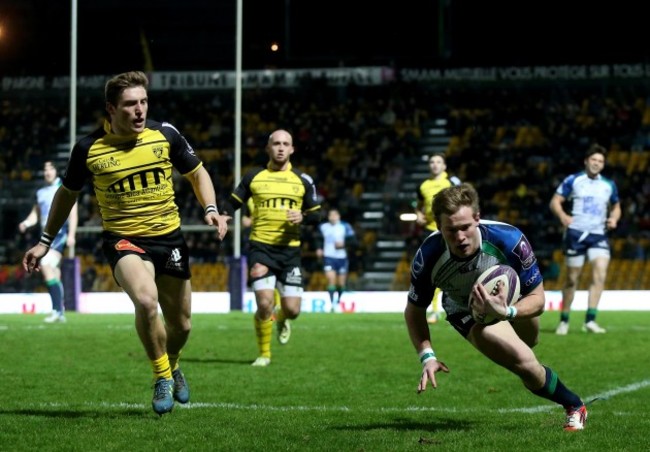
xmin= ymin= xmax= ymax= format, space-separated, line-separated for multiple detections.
xmin=267 ymin=162 xmax=292 ymax=172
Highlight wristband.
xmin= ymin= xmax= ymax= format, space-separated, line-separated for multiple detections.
xmin=39 ymin=231 xmax=55 ymax=248
xmin=418 ymin=347 xmax=437 ymax=366
xmin=204 ymin=204 xmax=218 ymax=215
xmin=505 ymin=305 xmax=517 ymax=320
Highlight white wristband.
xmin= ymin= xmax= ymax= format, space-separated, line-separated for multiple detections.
xmin=418 ymin=347 xmax=437 ymax=366
xmin=204 ymin=204 xmax=218 ymax=215
xmin=505 ymin=305 xmax=517 ymax=320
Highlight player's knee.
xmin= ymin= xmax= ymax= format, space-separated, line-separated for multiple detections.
xmin=130 ymin=290 xmax=159 ymax=315
xmin=564 ymin=277 xmax=578 ymax=289
xmin=167 ymin=317 xmax=191 ymax=336
xmin=283 ymin=305 xmax=301 ymax=319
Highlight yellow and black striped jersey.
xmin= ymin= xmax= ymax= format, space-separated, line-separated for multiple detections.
xmin=62 ymin=119 xmax=203 ymax=237
xmin=230 ymin=163 xmax=320 ymax=247
xmin=417 ymin=172 xmax=461 ymax=232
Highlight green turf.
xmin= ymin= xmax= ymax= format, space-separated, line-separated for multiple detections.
xmin=1 ymin=310 xmax=648 ymax=451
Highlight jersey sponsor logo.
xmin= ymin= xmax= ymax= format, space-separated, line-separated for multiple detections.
xmin=107 ymin=168 xmax=166 ymax=193
xmin=165 ymin=248 xmax=183 ymax=270
xmin=524 ymin=269 xmax=540 ymax=287
xmin=260 ymin=197 xmax=299 ymax=209
xmin=407 ymin=284 xmax=418 ymax=301
xmin=115 ymin=239 xmax=145 ymax=253
xmin=412 ymin=249 xmax=424 ymax=277
xmin=460 ymin=314 xmax=473 ymax=324
xmin=512 ymin=235 xmax=536 ymax=269
xmin=91 ymin=156 xmax=121 ymax=172
xmin=286 ymin=266 xmax=302 ymax=285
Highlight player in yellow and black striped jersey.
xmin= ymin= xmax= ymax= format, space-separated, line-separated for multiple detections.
xmin=415 ymin=153 xmax=461 ymax=325
xmin=222 ymin=129 xmax=321 ymax=367
xmin=22 ymin=71 xmax=230 ymax=416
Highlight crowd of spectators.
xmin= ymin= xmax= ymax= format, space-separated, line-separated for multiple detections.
xmin=2 ymin=76 xmax=650 ymax=292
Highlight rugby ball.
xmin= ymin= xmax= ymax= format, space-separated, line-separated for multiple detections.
xmin=469 ymin=264 xmax=521 ymax=325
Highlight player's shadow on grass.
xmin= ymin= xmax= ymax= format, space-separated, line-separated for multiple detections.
xmin=0 ymin=408 xmax=147 ymax=419
xmin=333 ymin=417 xmax=475 ymax=432
xmin=182 ymin=356 xmax=253 ymax=365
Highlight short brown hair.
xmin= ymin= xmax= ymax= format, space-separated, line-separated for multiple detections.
xmin=433 ymin=183 xmax=480 ymax=226
xmin=104 ymin=71 xmax=149 ymax=106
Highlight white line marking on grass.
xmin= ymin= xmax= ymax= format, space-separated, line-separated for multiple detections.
xmin=33 ymin=379 xmax=650 ymax=414
xmin=587 ymin=378 xmax=650 ymax=401
xmin=497 ymin=378 xmax=650 ymax=414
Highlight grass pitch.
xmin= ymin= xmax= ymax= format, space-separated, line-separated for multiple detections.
xmin=1 ymin=310 xmax=648 ymax=451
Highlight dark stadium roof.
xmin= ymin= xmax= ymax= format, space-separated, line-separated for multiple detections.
xmin=1 ymin=0 xmax=649 ymax=76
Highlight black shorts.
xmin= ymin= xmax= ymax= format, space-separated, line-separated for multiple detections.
xmin=102 ymin=229 xmax=191 ymax=280
xmin=445 ymin=312 xmax=477 ymax=338
xmin=445 ymin=311 xmax=513 ymax=338
xmin=248 ymin=240 xmax=302 ymax=287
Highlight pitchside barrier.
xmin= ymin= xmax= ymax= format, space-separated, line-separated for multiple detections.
xmin=1 ymin=289 xmax=648 ymax=315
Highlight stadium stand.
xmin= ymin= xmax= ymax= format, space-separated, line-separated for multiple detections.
xmin=2 ymin=76 xmax=650 ymax=292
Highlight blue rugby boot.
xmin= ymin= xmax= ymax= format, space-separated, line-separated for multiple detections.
xmin=152 ymin=377 xmax=174 ymax=415
xmin=172 ymin=368 xmax=190 ymax=404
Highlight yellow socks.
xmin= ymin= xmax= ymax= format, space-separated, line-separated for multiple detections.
xmin=254 ymin=316 xmax=273 ymax=359
xmin=168 ymin=352 xmax=181 ymax=372
xmin=151 ymin=353 xmax=172 ymax=380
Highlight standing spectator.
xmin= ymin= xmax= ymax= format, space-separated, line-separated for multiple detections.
xmin=18 ymin=160 xmax=78 ymax=323
xmin=22 ymin=71 xmax=230 ymax=416
xmin=414 ymin=153 xmax=461 ymax=324
xmin=550 ymin=144 xmax=621 ymax=335
xmin=406 ymin=183 xmax=588 ymax=431
xmin=315 ymin=208 xmax=356 ymax=312
xmin=222 ymin=129 xmax=321 ymax=367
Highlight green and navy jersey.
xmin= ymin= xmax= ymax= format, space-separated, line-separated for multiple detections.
xmin=229 ymin=162 xmax=320 ymax=247
xmin=62 ymin=119 xmax=203 ymax=237
xmin=408 ymin=220 xmax=542 ymax=316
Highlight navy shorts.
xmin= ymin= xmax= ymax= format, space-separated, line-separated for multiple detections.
xmin=323 ymin=257 xmax=349 ymax=275
xmin=562 ymin=228 xmax=610 ymax=256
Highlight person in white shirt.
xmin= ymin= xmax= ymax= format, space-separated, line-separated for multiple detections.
xmin=316 ymin=208 xmax=356 ymax=312
xmin=549 ymin=144 xmax=621 ymax=335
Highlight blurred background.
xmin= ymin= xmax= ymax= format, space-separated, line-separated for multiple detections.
xmin=1 ymin=0 xmax=649 ymax=297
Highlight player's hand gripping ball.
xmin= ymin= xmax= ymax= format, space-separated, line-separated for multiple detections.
xmin=469 ymin=264 xmax=520 ymax=325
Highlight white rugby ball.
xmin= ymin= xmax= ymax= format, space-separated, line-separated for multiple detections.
xmin=469 ymin=264 xmax=521 ymax=325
